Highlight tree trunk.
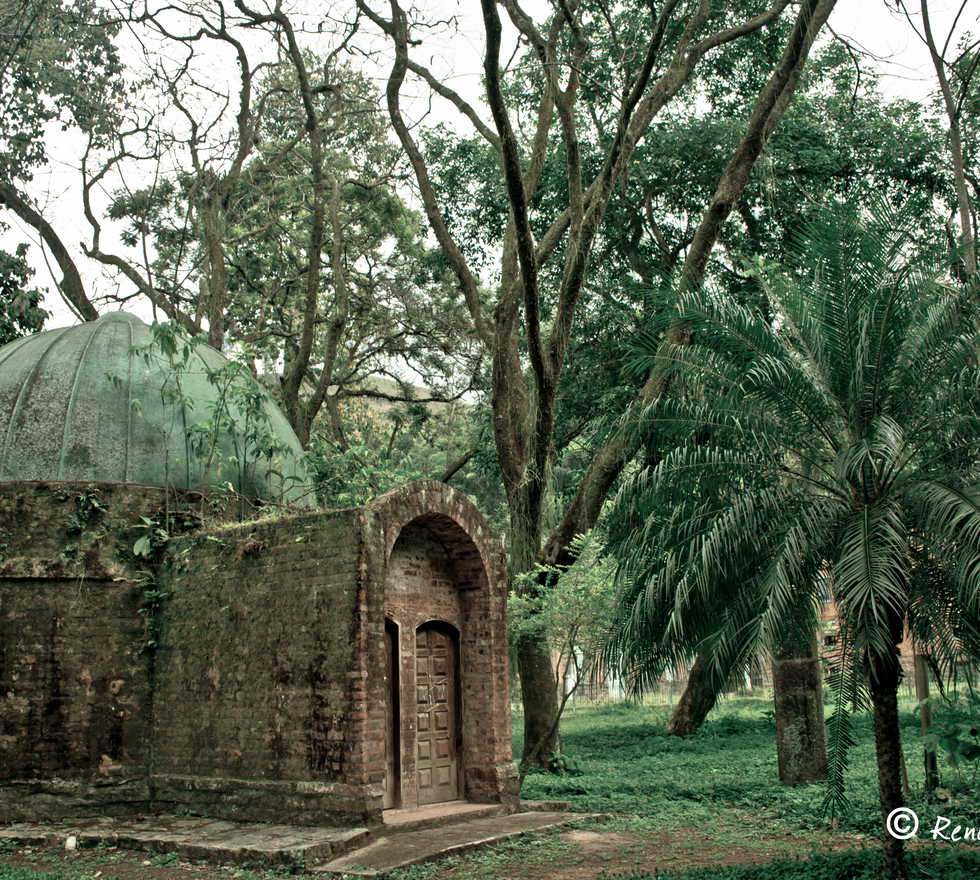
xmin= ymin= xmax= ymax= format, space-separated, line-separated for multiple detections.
xmin=200 ymin=191 xmax=227 ymax=351
xmin=517 ymin=633 xmax=561 ymax=769
xmin=868 ymin=647 xmax=909 ymax=880
xmin=509 ymin=490 xmax=561 ymax=770
xmin=0 ymin=183 xmax=99 ymax=322
xmin=371 ymin=0 xmax=839 ymax=776
xmin=772 ymin=633 xmax=827 ymax=784
xmin=913 ymin=650 xmax=939 ymax=795
xmin=666 ymin=654 xmax=720 ymax=736
xmin=920 ymin=0 xmax=976 ymax=278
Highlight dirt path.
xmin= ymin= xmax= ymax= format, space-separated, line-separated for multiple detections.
xmin=435 ymin=826 xmax=869 ymax=880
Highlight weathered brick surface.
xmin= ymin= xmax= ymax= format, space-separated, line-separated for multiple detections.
xmin=0 ymin=578 xmax=147 ymax=778
xmin=152 ymin=508 xmax=374 ymax=824
xmin=365 ymin=483 xmax=518 ymax=809
xmin=0 ymin=480 xmax=516 ymax=826
xmin=0 ymin=481 xmax=221 ymax=818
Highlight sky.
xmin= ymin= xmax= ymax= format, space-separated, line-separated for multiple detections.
xmin=4 ymin=0 xmax=976 ymax=332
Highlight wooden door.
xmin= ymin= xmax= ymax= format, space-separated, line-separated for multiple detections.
xmin=415 ymin=623 xmax=460 ymax=804
xmin=383 ymin=621 xmax=400 ymax=808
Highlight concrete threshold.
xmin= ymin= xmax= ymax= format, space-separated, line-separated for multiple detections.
xmin=382 ymin=800 xmax=507 ymax=832
xmin=313 ymin=810 xmax=589 ymax=876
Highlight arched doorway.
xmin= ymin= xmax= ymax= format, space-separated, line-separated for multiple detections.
xmin=370 ymin=482 xmax=518 ymax=816
xmin=414 ymin=621 xmax=461 ymax=805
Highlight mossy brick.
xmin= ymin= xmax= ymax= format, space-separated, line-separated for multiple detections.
xmin=1 ymin=479 xmax=515 ymax=825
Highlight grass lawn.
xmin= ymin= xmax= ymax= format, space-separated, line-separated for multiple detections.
xmin=2 ymin=697 xmax=978 ymax=880
xmin=520 ymin=696 xmax=980 ymax=836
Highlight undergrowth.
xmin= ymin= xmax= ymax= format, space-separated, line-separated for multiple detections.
xmin=518 ymin=698 xmax=980 ymax=835
xmin=603 ymin=846 xmax=980 ymax=879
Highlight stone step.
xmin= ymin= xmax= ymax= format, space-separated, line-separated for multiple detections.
xmin=312 ymin=810 xmax=587 ymax=876
xmin=0 ymin=817 xmax=372 ymax=868
xmin=381 ymin=801 xmax=510 ymax=834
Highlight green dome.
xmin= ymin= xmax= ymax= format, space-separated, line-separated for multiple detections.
xmin=0 ymin=312 xmax=313 ymax=506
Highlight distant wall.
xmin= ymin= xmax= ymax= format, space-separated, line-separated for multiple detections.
xmin=152 ymin=507 xmax=376 ymax=825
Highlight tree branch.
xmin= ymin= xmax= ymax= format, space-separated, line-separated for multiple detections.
xmin=0 ymin=184 xmax=99 ymax=321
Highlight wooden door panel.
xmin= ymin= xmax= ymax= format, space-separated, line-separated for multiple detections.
xmin=415 ymin=624 xmax=460 ymax=805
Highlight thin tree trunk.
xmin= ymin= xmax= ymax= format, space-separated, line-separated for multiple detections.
xmin=201 ymin=192 xmax=227 ymax=350
xmin=920 ymin=0 xmax=976 ymax=278
xmin=869 ymin=648 xmax=909 ymax=880
xmin=0 ymin=183 xmax=98 ymax=321
xmin=772 ymin=633 xmax=827 ymax=784
xmin=517 ymin=634 xmax=561 ymax=768
xmin=666 ymin=654 xmax=720 ymax=736
xmin=914 ymin=649 xmax=939 ymax=794
xmin=510 ymin=496 xmax=561 ymax=769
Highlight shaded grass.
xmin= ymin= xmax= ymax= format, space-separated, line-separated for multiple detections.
xmin=4 ymin=697 xmax=979 ymax=880
xmin=605 ymin=846 xmax=980 ymax=879
xmin=518 ymin=698 xmax=980 ymax=835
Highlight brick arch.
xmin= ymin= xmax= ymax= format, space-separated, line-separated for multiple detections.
xmin=367 ymin=481 xmax=516 ymax=809
xmin=369 ymin=480 xmax=505 ymax=595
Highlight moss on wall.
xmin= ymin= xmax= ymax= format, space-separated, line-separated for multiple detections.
xmin=150 ymin=508 xmax=375 ymax=823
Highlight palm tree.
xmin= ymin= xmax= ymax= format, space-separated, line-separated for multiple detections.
xmin=604 ymin=204 xmax=979 ymax=879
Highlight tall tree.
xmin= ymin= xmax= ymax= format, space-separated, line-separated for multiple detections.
xmin=893 ymin=1 xmax=978 ymax=279
xmin=0 ymin=0 xmax=121 ymax=320
xmin=5 ymin=0 xmax=479 ymax=453
xmin=104 ymin=48 xmax=477 ymax=446
xmin=360 ymin=0 xmax=837 ymax=766
xmin=604 ymin=204 xmax=979 ymax=879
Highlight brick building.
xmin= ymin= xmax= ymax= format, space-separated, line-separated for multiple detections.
xmin=0 ymin=313 xmax=517 ymax=826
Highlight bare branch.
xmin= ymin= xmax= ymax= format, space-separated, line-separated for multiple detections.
xmin=0 ymin=184 xmax=99 ymax=321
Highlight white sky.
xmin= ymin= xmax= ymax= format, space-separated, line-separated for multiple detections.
xmin=4 ymin=0 xmax=976 ymax=331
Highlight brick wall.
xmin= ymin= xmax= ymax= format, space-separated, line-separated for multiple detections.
xmin=152 ymin=507 xmax=377 ymax=825
xmin=0 ymin=479 xmax=516 ymax=826
xmin=0 ymin=481 xmax=214 ymax=819
xmin=365 ymin=483 xmax=518 ymax=809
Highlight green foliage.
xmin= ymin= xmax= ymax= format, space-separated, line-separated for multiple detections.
xmin=0 ymin=868 xmax=67 ymax=880
xmin=510 ymin=533 xmax=618 ymax=699
xmin=0 ymin=244 xmax=47 ymax=345
xmin=606 ymin=847 xmax=980 ymax=880
xmin=519 ymin=700 xmax=979 ymax=835
xmin=304 ymin=394 xmax=489 ymax=510
xmin=131 ymin=321 xmax=302 ymax=506
xmin=131 ymin=514 xmax=169 ymax=560
xmin=148 ymin=853 xmax=180 ymax=867
xmin=64 ymin=486 xmax=106 ymax=536
xmin=605 ymin=203 xmax=980 ymax=821
xmin=544 ymin=751 xmax=582 ymax=776
xmin=0 ymin=0 xmax=123 ymax=183
xmin=103 ymin=56 xmax=476 ymax=444
xmin=923 ymin=690 xmax=980 ymax=794
xmin=305 ymin=400 xmax=430 ymax=508
xmin=419 ymin=23 xmax=956 ymax=549
xmin=822 ymin=646 xmax=869 ymax=822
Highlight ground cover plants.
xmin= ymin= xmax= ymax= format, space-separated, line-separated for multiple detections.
xmin=520 ymin=698 xmax=980 ymax=836
xmin=3 ymin=696 xmax=978 ymax=880
xmin=609 ymin=847 xmax=980 ymax=880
